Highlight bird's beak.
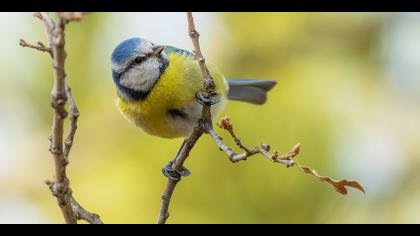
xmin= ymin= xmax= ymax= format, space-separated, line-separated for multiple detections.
xmin=152 ymin=45 xmax=165 ymax=56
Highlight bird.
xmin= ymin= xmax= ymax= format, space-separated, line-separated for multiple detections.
xmin=111 ymin=38 xmax=277 ymax=139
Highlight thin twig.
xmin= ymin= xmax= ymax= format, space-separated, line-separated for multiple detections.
xmin=63 ymin=83 xmax=79 ymax=164
xmin=19 ymin=39 xmax=52 ymax=57
xmin=34 ymin=12 xmax=54 ymax=32
xmin=34 ymin=12 xmax=54 ymax=47
xmin=158 ymin=12 xmax=364 ymax=224
xmin=217 ymin=116 xmax=364 ymax=195
xmin=157 ymin=12 xmax=217 ymax=224
xmin=216 ymin=116 xmax=298 ymax=166
xmin=186 ymin=12 xmax=215 ymax=92
xmin=157 ymin=127 xmax=204 ymax=224
xmin=69 ymin=197 xmax=102 ymax=224
xmin=22 ymin=12 xmax=102 ymax=224
xmin=63 ymin=12 xmax=90 ymax=22
xmin=157 ymin=11 xmax=295 ymax=225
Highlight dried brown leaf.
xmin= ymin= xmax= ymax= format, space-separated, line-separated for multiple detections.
xmin=216 ymin=116 xmax=364 ymax=195
xmin=217 ymin=116 xmax=232 ymax=130
xmin=299 ymin=165 xmax=365 ymax=195
xmin=280 ymin=143 xmax=301 ymax=160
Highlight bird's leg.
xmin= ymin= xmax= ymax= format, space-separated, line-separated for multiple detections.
xmin=162 ymin=161 xmax=191 ymax=181
xmin=161 ymin=139 xmax=191 ymax=181
xmin=196 ymin=91 xmax=219 ymax=106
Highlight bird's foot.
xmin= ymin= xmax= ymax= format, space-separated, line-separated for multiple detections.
xmin=162 ymin=161 xmax=191 ymax=181
xmin=196 ymin=92 xmax=219 ymax=106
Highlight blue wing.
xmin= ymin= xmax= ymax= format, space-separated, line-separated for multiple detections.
xmin=164 ymin=46 xmax=195 ymax=59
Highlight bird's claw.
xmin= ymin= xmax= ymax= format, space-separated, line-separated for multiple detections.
xmin=162 ymin=161 xmax=191 ymax=181
xmin=196 ymin=92 xmax=219 ymax=106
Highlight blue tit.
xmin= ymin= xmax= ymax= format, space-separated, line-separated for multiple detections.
xmin=111 ymin=38 xmax=276 ymax=139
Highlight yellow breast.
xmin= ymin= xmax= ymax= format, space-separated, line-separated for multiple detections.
xmin=116 ymin=53 xmax=229 ymax=139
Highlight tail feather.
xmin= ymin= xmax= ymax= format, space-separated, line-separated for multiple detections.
xmin=227 ymin=79 xmax=277 ymax=105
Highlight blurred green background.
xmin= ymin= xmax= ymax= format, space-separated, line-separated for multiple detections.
xmin=1 ymin=12 xmax=420 ymax=224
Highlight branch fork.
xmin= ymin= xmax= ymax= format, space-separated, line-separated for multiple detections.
xmin=22 ymin=12 xmax=364 ymax=224
xmin=158 ymin=12 xmax=303 ymax=224
xmin=20 ymin=12 xmax=102 ymax=224
xmin=157 ymin=12 xmax=365 ymax=224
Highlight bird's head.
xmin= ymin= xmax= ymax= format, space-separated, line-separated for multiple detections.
xmin=111 ymin=38 xmax=169 ymax=101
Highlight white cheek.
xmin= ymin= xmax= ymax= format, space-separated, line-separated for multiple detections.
xmin=143 ymin=59 xmax=161 ymax=80
xmin=119 ymin=59 xmax=161 ymax=92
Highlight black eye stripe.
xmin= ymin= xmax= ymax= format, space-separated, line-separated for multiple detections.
xmin=131 ymin=53 xmax=155 ymax=65
xmin=121 ymin=52 xmax=161 ymax=75
xmin=133 ymin=56 xmax=145 ymax=64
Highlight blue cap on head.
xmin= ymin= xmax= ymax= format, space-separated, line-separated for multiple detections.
xmin=111 ymin=37 xmax=169 ymax=102
xmin=111 ymin=38 xmax=144 ymax=65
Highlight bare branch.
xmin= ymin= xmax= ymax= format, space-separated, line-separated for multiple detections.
xmin=47 ymin=12 xmax=74 ymax=224
xmin=157 ymin=12 xmax=218 ymax=224
xmin=63 ymin=83 xmax=79 ymax=164
xmin=158 ymin=11 xmax=301 ymax=225
xmin=215 ymin=116 xmax=298 ymax=166
xmin=34 ymin=12 xmax=54 ymax=32
xmin=186 ymin=12 xmax=215 ymax=92
xmin=19 ymin=39 xmax=52 ymax=57
xmin=22 ymin=12 xmax=102 ymax=224
xmin=217 ymin=116 xmax=364 ymax=195
xmin=62 ymin=12 xmax=90 ymax=23
xmin=69 ymin=197 xmax=103 ymax=224
xmin=157 ymin=127 xmax=204 ymax=224
xmin=158 ymin=12 xmax=364 ymax=224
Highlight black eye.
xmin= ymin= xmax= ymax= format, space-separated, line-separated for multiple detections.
xmin=133 ymin=56 xmax=145 ymax=65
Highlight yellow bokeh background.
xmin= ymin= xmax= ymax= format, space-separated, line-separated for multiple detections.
xmin=1 ymin=12 xmax=420 ymax=223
